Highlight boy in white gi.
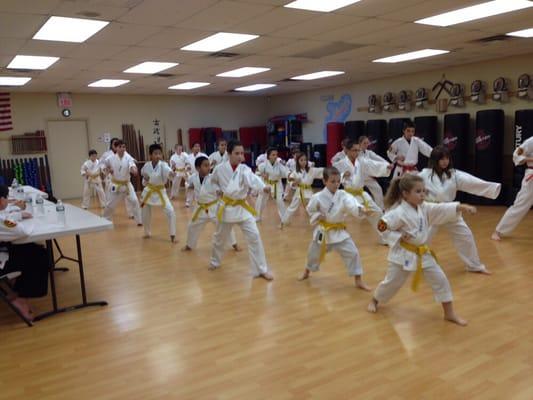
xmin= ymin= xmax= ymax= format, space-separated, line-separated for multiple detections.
xmin=492 ymin=136 xmax=533 ymax=241
xmin=358 ymin=136 xmax=387 ymax=209
xmin=208 ymin=138 xmax=228 ymax=169
xmin=140 ymin=144 xmax=176 ymax=242
xmin=330 ymin=138 xmax=349 ymax=165
xmin=299 ymin=167 xmax=371 ymax=291
xmin=80 ymin=149 xmax=106 ymax=209
xmin=169 ymin=144 xmax=189 ymax=200
xmin=182 ymin=156 xmax=238 ymax=251
xmin=282 ymin=148 xmax=299 ymax=202
xmin=103 ymin=140 xmax=142 ymax=225
xmin=368 ymin=174 xmax=476 ymax=326
xmin=420 ymin=145 xmax=500 ymax=274
xmin=185 ymin=142 xmax=208 ymax=207
xmin=210 ymin=140 xmax=273 ymax=281
xmin=334 ymin=139 xmax=393 ymax=244
xmin=255 ymin=147 xmax=289 ymax=222
xmin=387 ymin=120 xmax=432 ymax=177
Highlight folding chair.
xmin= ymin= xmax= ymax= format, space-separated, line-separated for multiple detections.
xmin=0 ymin=271 xmax=33 ymax=327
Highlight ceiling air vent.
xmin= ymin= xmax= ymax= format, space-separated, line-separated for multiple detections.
xmin=208 ymin=52 xmax=239 ymax=59
xmin=152 ymin=73 xmax=175 ymax=78
xmin=471 ymin=35 xmax=514 ymax=44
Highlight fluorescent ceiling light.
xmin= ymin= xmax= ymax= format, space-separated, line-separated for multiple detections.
xmin=415 ymin=0 xmax=533 ymax=27
xmin=235 ymin=83 xmax=276 ymax=92
xmin=284 ymin=0 xmax=361 ymax=12
xmin=124 ymin=62 xmax=178 ymax=74
xmin=7 ymin=55 xmax=59 ymax=70
xmin=33 ymin=16 xmax=109 ymax=43
xmin=507 ymin=27 xmax=533 ymax=37
xmin=168 ymin=82 xmax=210 ymax=90
xmin=373 ymin=49 xmax=449 ymax=63
xmin=0 ymin=77 xmax=32 ymax=86
xmin=181 ymin=32 xmax=259 ymax=52
xmin=291 ymin=70 xmax=345 ymax=80
xmin=217 ymin=67 xmax=270 ymax=78
xmin=88 ymin=79 xmax=129 ymax=88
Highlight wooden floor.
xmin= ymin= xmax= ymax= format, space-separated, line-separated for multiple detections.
xmin=1 ymin=195 xmax=532 ymax=400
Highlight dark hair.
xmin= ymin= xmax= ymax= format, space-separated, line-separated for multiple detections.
xmin=89 ymin=149 xmax=97 ymax=156
xmin=429 ymin=145 xmax=453 ymax=180
xmin=115 ymin=139 xmax=125 ymax=147
xmin=191 ymin=142 xmax=201 ymax=148
xmin=344 ymin=138 xmax=357 ymax=150
xmin=358 ymin=135 xmax=369 ymax=144
xmin=384 ymin=174 xmax=424 ymax=209
xmin=266 ymin=147 xmax=278 ymax=157
xmin=149 ymin=143 xmax=162 ymax=154
xmin=195 ymin=156 xmax=209 ymax=169
xmin=295 ymin=152 xmax=309 ymax=173
xmin=323 ymin=166 xmax=340 ymax=181
xmin=0 ymin=184 xmax=8 ymax=199
xmin=217 ymin=138 xmax=227 ymax=144
xmin=402 ymin=120 xmax=415 ymax=131
xmin=341 ymin=138 xmax=350 ymax=148
xmin=109 ymin=137 xmax=119 ymax=150
xmin=227 ymin=140 xmax=242 ymax=154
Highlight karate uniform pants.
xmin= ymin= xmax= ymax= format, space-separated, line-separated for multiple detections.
xmin=105 ymin=176 xmax=134 ymax=217
xmin=255 ymin=184 xmax=286 ymax=221
xmin=374 ymin=262 xmax=453 ymax=304
xmin=306 ymin=237 xmax=363 ymax=276
xmin=82 ymin=180 xmax=106 ymax=209
xmin=170 ymin=174 xmax=186 ymax=199
xmin=363 ymin=177 xmax=384 ymax=210
xmin=103 ymin=183 xmax=142 ymax=224
xmin=282 ymin=193 xmax=308 ymax=225
xmin=495 ymin=178 xmax=533 ymax=236
xmin=186 ymin=214 xmax=237 ymax=249
xmin=142 ymin=202 xmax=176 ymax=237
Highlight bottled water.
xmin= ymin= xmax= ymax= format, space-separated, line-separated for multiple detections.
xmin=24 ymin=195 xmax=33 ymax=214
xmin=16 ymin=187 xmax=24 ymax=201
xmin=56 ymin=200 xmax=66 ymax=226
xmin=35 ymin=195 xmax=45 ymax=216
xmin=11 ymin=178 xmax=18 ymax=188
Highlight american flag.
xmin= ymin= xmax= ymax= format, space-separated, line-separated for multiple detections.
xmin=0 ymin=92 xmax=13 ymax=132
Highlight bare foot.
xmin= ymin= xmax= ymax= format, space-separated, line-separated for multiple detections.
xmin=367 ymin=298 xmax=378 ymax=313
xmin=469 ymin=268 xmax=492 ymax=275
xmin=170 ymin=235 xmax=177 ymax=243
xmin=208 ymin=264 xmax=218 ymax=271
xmin=444 ymin=314 xmax=468 ymax=326
xmin=137 ymin=223 xmax=143 ymax=227
xmin=181 ymin=245 xmax=192 ymax=251
xmin=257 ymin=272 xmax=274 ymax=281
xmin=143 ymin=234 xmax=151 ymax=239
xmin=298 ymin=269 xmax=310 ymax=281
xmin=278 ymin=223 xmax=284 ymax=230
xmin=11 ymin=298 xmax=34 ymax=321
xmin=232 ymin=244 xmax=242 ymax=252
xmin=491 ymin=231 xmax=502 ymax=241
xmin=355 ymin=277 xmax=372 ymax=291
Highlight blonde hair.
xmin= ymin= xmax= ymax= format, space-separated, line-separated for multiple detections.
xmin=384 ymin=174 xmax=424 ymax=209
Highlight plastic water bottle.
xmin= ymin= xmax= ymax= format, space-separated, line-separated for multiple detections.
xmin=16 ymin=187 xmax=24 ymax=201
xmin=35 ymin=195 xmax=45 ymax=216
xmin=24 ymin=195 xmax=33 ymax=215
xmin=11 ymin=178 xmax=18 ymax=189
xmin=56 ymin=200 xmax=66 ymax=226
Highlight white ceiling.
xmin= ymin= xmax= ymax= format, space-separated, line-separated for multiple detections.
xmin=0 ymin=0 xmax=532 ymax=96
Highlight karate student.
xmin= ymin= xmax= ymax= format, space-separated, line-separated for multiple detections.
xmin=103 ymin=140 xmax=142 ymax=225
xmin=420 ymin=146 xmax=500 ymax=274
xmin=492 ymin=136 xmax=533 ymax=241
xmin=368 ymin=174 xmax=476 ymax=326
xmin=185 ymin=142 xmax=208 ymax=207
xmin=330 ymin=138 xmax=349 ymax=165
xmin=281 ymin=152 xmax=323 ymax=226
xmin=387 ymin=120 xmax=432 ymax=178
xmin=169 ymin=144 xmax=189 ymax=200
xmin=182 ymin=156 xmax=238 ymax=251
xmin=255 ymin=147 xmax=289 ymax=222
xmin=282 ymin=148 xmax=299 ymax=202
xmin=210 ymin=140 xmax=274 ymax=280
xmin=299 ymin=167 xmax=371 ymax=290
xmin=140 ymin=144 xmax=176 ymax=242
xmin=0 ymin=184 xmax=48 ymax=321
xmin=334 ymin=139 xmax=393 ymax=244
xmin=80 ymin=149 xmax=106 ymax=209
xmin=358 ymin=136 xmax=386 ymax=209
xmin=208 ymin=138 xmax=228 ymax=169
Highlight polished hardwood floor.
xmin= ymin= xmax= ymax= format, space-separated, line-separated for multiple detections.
xmin=1 ymin=194 xmax=532 ymax=400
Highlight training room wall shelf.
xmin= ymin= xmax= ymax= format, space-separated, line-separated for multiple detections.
xmin=10 ymin=130 xmax=47 ymax=154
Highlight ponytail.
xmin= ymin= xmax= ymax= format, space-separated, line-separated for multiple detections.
xmin=384 ymin=174 xmax=424 ymax=209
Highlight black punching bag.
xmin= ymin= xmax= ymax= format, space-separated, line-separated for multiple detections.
xmin=443 ymin=113 xmax=470 ymax=172
xmin=366 ymin=119 xmax=388 ymax=158
xmin=344 ymin=120 xmax=365 ymax=140
xmin=414 ymin=116 xmax=438 ymax=171
xmin=473 ymin=110 xmax=504 ymax=205
xmin=513 ymin=110 xmax=533 ymax=187
xmin=388 ymin=118 xmax=411 ymax=150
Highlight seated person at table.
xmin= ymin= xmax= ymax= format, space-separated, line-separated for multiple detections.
xmin=0 ymin=184 xmax=48 ymax=321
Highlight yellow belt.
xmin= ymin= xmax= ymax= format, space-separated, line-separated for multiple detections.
xmin=298 ymin=184 xmax=311 ymax=206
xmin=141 ymin=184 xmax=166 ymax=207
xmin=265 ymin=179 xmax=279 ymax=199
xmin=345 ymin=187 xmax=369 ymax=209
xmin=175 ymin=168 xmax=186 ymax=172
xmin=112 ymin=178 xmax=129 ymax=191
xmin=399 ymin=240 xmax=437 ymax=292
xmin=192 ymin=199 xmax=218 ymax=222
xmin=217 ymin=195 xmax=257 ymax=222
xmin=318 ymin=221 xmax=347 ymax=263
xmin=88 ymin=173 xmax=101 ymax=181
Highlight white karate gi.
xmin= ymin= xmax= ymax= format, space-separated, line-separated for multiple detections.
xmin=170 ymin=151 xmax=189 ymax=199
xmin=330 ymin=150 xmax=346 ymax=165
xmin=359 ymin=149 xmax=387 ymax=209
xmin=185 ymin=151 xmax=208 ymax=206
xmin=185 ymin=173 xmax=236 ymax=249
xmin=387 ymin=136 xmax=432 ymax=177
xmin=80 ymin=159 xmax=106 ymax=209
xmin=283 ymin=157 xmax=297 ymax=201
xmin=210 ymin=161 xmax=270 ymax=276
xmin=102 ymin=149 xmax=136 ymax=218
xmin=255 ymin=159 xmax=289 ymax=221
xmin=282 ymin=167 xmax=323 ymax=225
xmin=334 ymin=156 xmax=392 ymax=243
xmin=420 ymin=168 xmax=501 ymax=272
xmin=103 ymin=153 xmax=142 ymax=224
xmin=305 ymin=188 xmax=364 ymax=276
xmin=140 ymin=160 xmax=176 ymax=238
xmin=208 ymin=150 xmax=228 ymax=169
xmin=495 ymin=136 xmax=533 ymax=236
xmin=256 ymin=153 xmax=267 ymax=167
xmin=373 ymin=201 xmax=459 ymax=304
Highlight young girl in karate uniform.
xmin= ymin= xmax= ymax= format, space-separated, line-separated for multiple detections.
xmin=368 ymin=174 xmax=476 ymax=326
xmin=80 ymin=149 xmax=106 ymax=209
xmin=420 ymin=145 xmax=500 ymax=274
xmin=140 ymin=144 xmax=176 ymax=242
xmin=255 ymin=147 xmax=289 ymax=222
xmin=299 ymin=167 xmax=371 ymax=290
